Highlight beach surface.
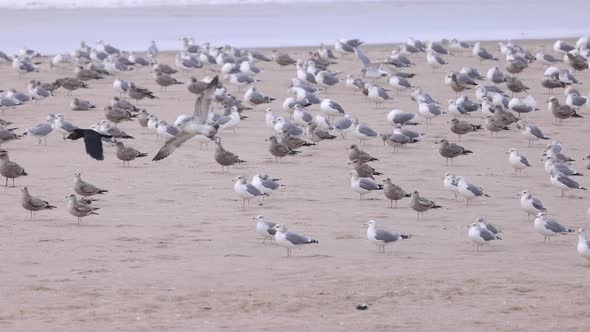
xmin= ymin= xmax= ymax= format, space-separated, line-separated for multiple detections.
xmin=1 ymin=39 xmax=590 ymax=331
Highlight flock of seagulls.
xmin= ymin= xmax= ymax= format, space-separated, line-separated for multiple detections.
xmin=1 ymin=35 xmax=590 ymax=263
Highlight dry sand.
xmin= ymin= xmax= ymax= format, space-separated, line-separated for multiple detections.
xmin=1 ymin=39 xmax=589 ymax=331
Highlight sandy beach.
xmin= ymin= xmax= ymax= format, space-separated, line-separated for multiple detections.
xmin=1 ymin=39 xmax=590 ymax=331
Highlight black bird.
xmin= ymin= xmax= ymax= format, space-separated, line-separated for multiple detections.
xmin=66 ymin=129 xmax=113 ymax=161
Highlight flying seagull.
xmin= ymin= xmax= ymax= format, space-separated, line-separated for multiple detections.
xmin=153 ymin=76 xmax=219 ymax=161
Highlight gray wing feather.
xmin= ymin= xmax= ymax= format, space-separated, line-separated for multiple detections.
xmin=246 ymin=184 xmax=263 ymax=196
xmin=558 ymin=174 xmax=581 ymax=189
xmin=544 ymin=219 xmax=569 ymax=233
xmin=480 ymin=228 xmax=496 ymax=241
xmin=531 ymin=198 xmax=545 ymax=210
xmin=466 ymin=184 xmax=484 ymax=196
xmin=358 ymin=125 xmax=378 ymax=137
xmin=374 ymin=229 xmax=400 ymax=243
xmin=528 ymin=125 xmax=545 ymax=138
xmin=285 ymin=232 xmax=314 ymax=245
xmin=359 ymin=178 xmax=379 ymax=190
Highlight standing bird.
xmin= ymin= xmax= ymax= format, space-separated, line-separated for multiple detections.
xmin=577 ymin=228 xmax=590 ymax=264
xmin=436 ymin=139 xmax=473 ymax=164
xmin=516 ymin=120 xmax=549 ymax=147
xmin=254 ymin=215 xmax=277 ymax=244
xmin=349 ymin=159 xmax=382 ymax=179
xmin=457 ymin=176 xmax=490 ymax=206
xmin=20 ymin=187 xmax=56 ymax=220
xmin=115 ymin=141 xmax=148 ymax=167
xmin=468 ymin=221 xmax=501 ymax=251
xmin=449 ymin=118 xmax=481 ymax=140
xmin=153 ymin=77 xmax=219 ymax=161
xmin=443 ymin=172 xmax=459 ymax=199
xmin=214 ymin=137 xmax=244 ymax=173
xmin=409 ymin=190 xmax=442 ymax=218
xmin=383 ymin=178 xmax=411 ymax=208
xmin=549 ymin=170 xmax=587 ymax=197
xmin=234 ymin=175 xmax=267 ymax=208
xmin=73 ymin=173 xmax=108 ymax=197
xmin=534 ymin=212 xmax=574 ymax=244
xmin=273 ymin=224 xmax=318 ymax=257
xmin=547 ymin=96 xmax=583 ymax=123
xmin=267 ymin=136 xmax=299 ymax=161
xmin=66 ymin=129 xmax=113 ymax=161
xmin=65 ymin=194 xmax=99 ymax=223
xmin=508 ymin=148 xmax=531 ymax=175
xmin=348 ymin=144 xmax=377 ymax=163
xmin=366 ymin=220 xmax=410 ymax=252
xmin=519 ymin=190 xmax=546 ymax=220
xmin=350 ymin=170 xmax=383 ymax=199
xmin=505 ymin=76 xmax=529 ymax=95
xmin=0 ymin=150 xmax=27 ymax=187
xmin=472 ymin=42 xmax=498 ymax=61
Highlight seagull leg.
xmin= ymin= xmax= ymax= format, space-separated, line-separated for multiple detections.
xmin=4 ymin=177 xmax=7 ymax=187
xmin=30 ymin=211 xmax=33 ymax=221
xmin=12 ymin=178 xmax=15 ymax=187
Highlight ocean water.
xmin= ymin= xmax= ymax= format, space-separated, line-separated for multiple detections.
xmin=0 ymin=0 xmax=588 ymax=55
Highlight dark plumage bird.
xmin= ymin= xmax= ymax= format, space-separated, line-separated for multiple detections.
xmin=66 ymin=129 xmax=113 ymax=161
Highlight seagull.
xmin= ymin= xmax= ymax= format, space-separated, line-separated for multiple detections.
xmin=409 ymin=190 xmax=442 ymax=218
xmin=254 ymin=215 xmax=276 ymax=244
xmin=436 ymin=139 xmax=473 ymax=165
xmin=320 ymin=99 xmax=345 ymax=119
xmin=115 ymin=141 xmax=148 ymax=167
xmin=352 ymin=120 xmax=380 ymax=144
xmin=350 ymin=170 xmax=383 ymax=199
xmin=534 ymin=212 xmax=574 ymax=244
xmin=214 ymin=137 xmax=245 ymax=173
xmin=518 ymin=190 xmax=546 ymax=220
xmin=272 ymin=224 xmax=318 ymax=257
xmin=457 ymin=176 xmax=490 ymax=206
xmin=365 ymin=83 xmax=392 ymax=108
xmin=234 ymin=175 xmax=267 ymax=207
xmin=366 ymin=220 xmax=410 ymax=252
xmin=0 ymin=150 xmax=28 ymax=187
xmin=547 ymin=96 xmax=583 ymax=123
xmin=472 ymin=42 xmax=498 ymax=61
xmin=383 ymin=178 xmax=411 ymax=208
xmin=20 ymin=187 xmax=56 ymax=220
xmin=333 ymin=115 xmax=354 ymax=138
xmin=73 ymin=173 xmax=108 ymax=197
xmin=153 ymin=77 xmax=219 ymax=161
xmin=508 ymin=148 xmax=531 ymax=175
xmin=244 ymin=86 xmax=275 ymax=108
xmin=65 ymin=194 xmax=99 ymax=223
xmin=508 ymin=95 xmax=539 ymax=117
xmin=544 ymin=156 xmax=582 ymax=177
xmin=353 ymin=46 xmax=387 ymax=79
xmin=516 ymin=120 xmax=549 ymax=147
xmin=577 ymin=228 xmax=590 ymax=264
xmin=449 ymin=118 xmax=481 ymax=140
xmin=418 ymin=102 xmax=443 ymax=124
xmin=387 ymin=109 xmax=418 ymax=126
xmin=553 ymin=40 xmax=575 ymax=54
xmin=24 ymin=115 xmax=55 ymax=145
xmin=443 ymin=172 xmax=459 ymax=199
xmin=426 ymin=49 xmax=447 ymax=72
xmin=487 ymin=66 xmax=506 ymax=84
xmin=549 ymin=170 xmax=587 ymax=197
xmin=349 ymin=159 xmax=382 ymax=179
xmin=468 ymin=220 xmax=501 ymax=251
xmin=348 ymin=144 xmax=377 ymax=163
xmin=252 ymin=173 xmax=282 ymax=196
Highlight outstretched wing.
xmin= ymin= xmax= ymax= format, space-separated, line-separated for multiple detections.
xmin=353 ymin=47 xmax=371 ymax=69
xmin=193 ymin=76 xmax=219 ymax=124
xmin=83 ymin=130 xmax=110 ymax=161
xmin=153 ymin=76 xmax=218 ymax=161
